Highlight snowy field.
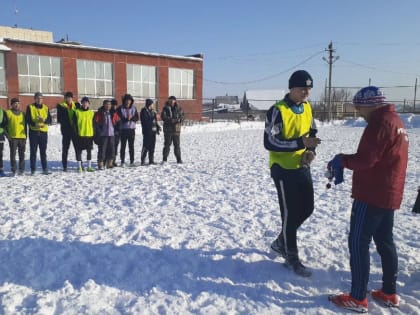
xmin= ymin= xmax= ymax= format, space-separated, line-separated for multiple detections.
xmin=0 ymin=115 xmax=419 ymax=314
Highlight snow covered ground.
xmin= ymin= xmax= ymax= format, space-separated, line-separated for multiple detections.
xmin=0 ymin=115 xmax=419 ymax=314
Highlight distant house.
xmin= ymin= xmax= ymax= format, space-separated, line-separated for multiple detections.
xmin=241 ymin=89 xmax=285 ymax=111
xmin=215 ymin=95 xmax=239 ymax=106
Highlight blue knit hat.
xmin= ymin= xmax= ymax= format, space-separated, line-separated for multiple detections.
xmin=353 ymin=86 xmax=387 ymax=107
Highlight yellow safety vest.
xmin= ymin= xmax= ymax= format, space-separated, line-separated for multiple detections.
xmin=6 ymin=110 xmax=26 ymax=139
xmin=75 ymin=109 xmax=94 ymax=137
xmin=269 ymin=101 xmax=312 ymax=169
xmin=28 ymin=104 xmax=49 ymax=132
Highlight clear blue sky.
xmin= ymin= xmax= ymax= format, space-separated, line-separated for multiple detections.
xmin=1 ymin=0 xmax=420 ymax=102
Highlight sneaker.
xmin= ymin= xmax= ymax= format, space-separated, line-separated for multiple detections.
xmin=0 ymin=170 xmax=6 ymax=177
xmin=270 ymin=238 xmax=286 ymax=258
xmin=177 ymin=160 xmax=183 ymax=164
xmin=285 ymin=254 xmax=312 ymax=277
xmin=31 ymin=170 xmax=35 ymax=176
xmin=42 ymin=169 xmax=50 ymax=175
xmin=329 ymin=293 xmax=368 ymax=313
xmin=371 ymin=289 xmax=399 ymax=307
xmin=78 ymin=167 xmax=83 ymax=173
xmin=120 ymin=163 xmax=126 ymax=168
xmin=86 ymin=167 xmax=95 ymax=172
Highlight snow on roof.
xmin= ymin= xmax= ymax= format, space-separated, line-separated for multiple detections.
xmin=244 ymin=89 xmax=285 ymax=110
xmin=3 ymin=38 xmax=203 ymax=62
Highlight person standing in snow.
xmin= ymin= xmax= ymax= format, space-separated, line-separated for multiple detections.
xmin=26 ymin=92 xmax=52 ymax=175
xmin=0 ymin=102 xmax=7 ymax=177
xmin=94 ymin=99 xmax=120 ymax=169
xmin=56 ymin=91 xmax=79 ymax=171
xmin=161 ymin=96 xmax=184 ymax=163
xmin=73 ymin=96 xmax=95 ymax=172
xmin=140 ymin=99 xmax=161 ymax=165
xmin=328 ymin=86 xmax=408 ymax=313
xmin=4 ymin=98 xmax=26 ymax=175
xmin=117 ymin=94 xmax=138 ymax=167
xmin=110 ymin=98 xmax=121 ymax=167
xmin=264 ymin=70 xmax=320 ymax=277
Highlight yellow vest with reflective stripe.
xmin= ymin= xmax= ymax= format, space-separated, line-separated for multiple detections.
xmin=75 ymin=109 xmax=94 ymax=137
xmin=28 ymin=104 xmax=49 ymax=132
xmin=6 ymin=110 xmax=26 ymax=139
xmin=269 ymin=101 xmax=312 ymax=169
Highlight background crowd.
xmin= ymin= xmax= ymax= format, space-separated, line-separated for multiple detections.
xmin=0 ymin=92 xmax=184 ymax=176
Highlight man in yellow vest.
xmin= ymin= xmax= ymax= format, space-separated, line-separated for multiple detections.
xmin=0 ymin=102 xmax=7 ymax=177
xmin=73 ymin=96 xmax=95 ymax=172
xmin=4 ymin=98 xmax=26 ymax=175
xmin=264 ymin=70 xmax=321 ymax=277
xmin=26 ymin=92 xmax=52 ymax=175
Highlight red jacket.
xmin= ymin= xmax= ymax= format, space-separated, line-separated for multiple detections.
xmin=342 ymin=105 xmax=408 ymax=209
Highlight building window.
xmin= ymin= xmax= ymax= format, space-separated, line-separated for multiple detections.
xmin=17 ymin=54 xmax=62 ymax=94
xmin=77 ymin=60 xmax=113 ymax=97
xmin=169 ymin=68 xmax=195 ymax=99
xmin=0 ymin=53 xmax=6 ymax=95
xmin=127 ymin=64 xmax=156 ymax=98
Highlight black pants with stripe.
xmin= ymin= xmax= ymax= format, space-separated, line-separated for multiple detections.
xmin=271 ymin=163 xmax=314 ymax=255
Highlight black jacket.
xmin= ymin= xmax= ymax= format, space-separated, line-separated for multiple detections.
xmin=57 ymin=101 xmax=80 ymax=136
xmin=140 ymin=107 xmax=161 ymax=135
xmin=161 ymin=102 xmax=184 ymax=134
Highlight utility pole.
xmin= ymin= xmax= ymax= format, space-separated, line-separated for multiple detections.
xmin=414 ymin=78 xmax=417 ymax=112
xmin=323 ymin=42 xmax=339 ymax=122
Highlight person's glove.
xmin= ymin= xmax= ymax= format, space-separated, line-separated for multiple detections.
xmin=327 ymin=154 xmax=344 ymax=185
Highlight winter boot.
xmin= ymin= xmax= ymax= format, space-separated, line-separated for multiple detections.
xmin=270 ymin=237 xmax=286 ymax=258
xmin=98 ymin=161 xmax=104 ymax=170
xmin=106 ymin=160 xmax=114 ymax=169
xmin=285 ymin=252 xmax=311 ymax=277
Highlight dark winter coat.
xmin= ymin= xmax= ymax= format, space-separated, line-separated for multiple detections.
xmin=341 ymin=105 xmax=409 ymax=209
xmin=56 ymin=101 xmax=80 ymax=136
xmin=161 ymin=102 xmax=184 ymax=134
xmin=140 ymin=107 xmax=161 ymax=135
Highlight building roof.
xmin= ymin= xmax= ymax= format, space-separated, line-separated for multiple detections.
xmin=1 ymin=37 xmax=203 ymax=62
xmin=243 ymin=89 xmax=285 ymax=110
xmin=215 ymin=95 xmax=239 ymax=105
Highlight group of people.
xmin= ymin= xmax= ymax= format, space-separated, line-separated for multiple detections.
xmin=0 ymin=92 xmax=185 ymax=176
xmin=264 ymin=70 xmax=408 ymax=313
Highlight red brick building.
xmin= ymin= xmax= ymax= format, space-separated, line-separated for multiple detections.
xmin=0 ymin=27 xmax=203 ymax=120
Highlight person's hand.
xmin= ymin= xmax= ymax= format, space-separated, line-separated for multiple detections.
xmin=301 ymin=150 xmax=315 ymax=168
xmin=302 ymin=136 xmax=321 ymax=149
xmin=327 ymin=154 xmax=344 ymax=185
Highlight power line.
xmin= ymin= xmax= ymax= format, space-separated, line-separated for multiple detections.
xmin=204 ymin=50 xmax=324 ymax=85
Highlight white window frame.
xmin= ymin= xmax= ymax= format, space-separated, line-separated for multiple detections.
xmin=17 ymin=54 xmax=62 ymax=95
xmin=127 ymin=64 xmax=156 ymax=98
xmin=168 ymin=68 xmax=195 ymax=99
xmin=0 ymin=53 xmax=5 ymax=95
xmin=77 ymin=59 xmax=113 ymax=97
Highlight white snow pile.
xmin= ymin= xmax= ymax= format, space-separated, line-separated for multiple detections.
xmin=0 ymin=116 xmax=418 ymax=314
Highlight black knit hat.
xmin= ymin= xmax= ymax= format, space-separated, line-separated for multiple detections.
xmin=288 ymin=70 xmax=313 ymax=89
xmin=111 ymin=98 xmax=118 ymax=106
xmin=145 ymin=99 xmax=154 ymax=108
xmin=168 ymin=96 xmax=177 ymax=100
xmin=81 ymin=96 xmax=90 ymax=103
